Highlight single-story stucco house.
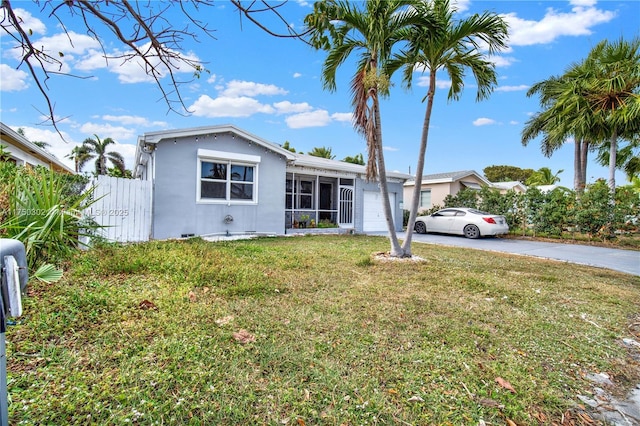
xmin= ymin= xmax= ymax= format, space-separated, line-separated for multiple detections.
xmin=0 ymin=122 xmax=73 ymax=173
xmin=134 ymin=124 xmax=410 ymax=239
xmin=403 ymin=170 xmax=492 ymax=211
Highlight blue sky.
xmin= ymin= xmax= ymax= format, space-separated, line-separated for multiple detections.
xmin=1 ymin=0 xmax=638 ymax=188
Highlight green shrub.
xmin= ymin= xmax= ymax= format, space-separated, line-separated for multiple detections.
xmin=0 ymin=167 xmax=100 ymax=269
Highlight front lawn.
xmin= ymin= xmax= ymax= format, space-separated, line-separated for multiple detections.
xmin=8 ymin=235 xmax=640 ymax=425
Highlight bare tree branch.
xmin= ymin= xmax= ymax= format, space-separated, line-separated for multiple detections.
xmin=0 ymin=0 xmax=310 ymax=137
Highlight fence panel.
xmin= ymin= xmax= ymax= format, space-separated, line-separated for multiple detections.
xmin=85 ymin=176 xmax=151 ymax=242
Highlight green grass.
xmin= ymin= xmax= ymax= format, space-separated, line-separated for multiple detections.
xmin=8 ymin=235 xmax=640 ymax=425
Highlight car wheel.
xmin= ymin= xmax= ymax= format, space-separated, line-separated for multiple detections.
xmin=463 ymin=224 xmax=480 ymax=239
xmin=414 ymin=221 xmax=427 ymax=234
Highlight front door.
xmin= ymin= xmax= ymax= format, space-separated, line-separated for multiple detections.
xmin=319 ymin=182 xmax=333 ymax=221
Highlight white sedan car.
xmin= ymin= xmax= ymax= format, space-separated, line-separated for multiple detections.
xmin=414 ymin=207 xmax=509 ymax=239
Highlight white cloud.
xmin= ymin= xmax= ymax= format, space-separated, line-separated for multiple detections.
xmin=79 ymin=122 xmax=138 ymax=142
xmin=491 ymin=56 xmax=516 ymax=68
xmin=570 ymin=0 xmax=597 ymax=7
xmin=452 ymin=0 xmax=471 ymax=12
xmin=331 ymin=112 xmax=353 ymax=122
xmin=0 ymin=64 xmax=29 ymax=91
xmin=76 ymin=42 xmax=202 ymax=84
xmin=16 ymin=126 xmax=77 ymax=170
xmin=436 ymin=79 xmax=452 ymax=89
xmin=503 ymin=4 xmax=615 ymax=46
xmin=101 ymin=115 xmax=169 ymax=128
xmin=473 ymin=118 xmax=497 ymax=126
xmin=285 ymin=110 xmax=332 ymax=128
xmin=416 ymin=76 xmax=452 ymax=89
xmin=510 ymin=120 xmax=519 ymax=125
xmin=74 ymin=48 xmax=111 ymax=71
xmin=220 ymin=80 xmax=288 ymax=97
xmin=383 ymin=146 xmax=399 ymax=152
xmin=495 ymin=85 xmax=529 ymax=92
xmin=6 ymin=8 xmax=46 ymax=35
xmin=273 ymin=101 xmax=313 ymax=114
xmin=207 ymin=74 xmax=217 ymax=84
xmin=293 ymin=72 xmax=302 ymax=78
xmin=12 ymin=123 xmax=135 ymax=172
xmin=190 ymin=95 xmax=275 ymax=118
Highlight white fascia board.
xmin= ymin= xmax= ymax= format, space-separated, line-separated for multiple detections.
xmin=137 ymin=124 xmax=295 ymax=160
xmin=197 ymin=148 xmax=261 ymax=164
xmin=291 ymin=154 xmax=411 ymax=180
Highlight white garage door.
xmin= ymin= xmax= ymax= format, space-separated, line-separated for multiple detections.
xmin=363 ymin=190 xmax=395 ymax=232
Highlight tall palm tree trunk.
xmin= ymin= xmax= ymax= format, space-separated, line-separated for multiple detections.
xmin=574 ymin=139 xmax=582 ymax=193
xmin=608 ymin=131 xmax=617 ymax=193
xmin=574 ymin=139 xmax=589 ymax=196
xmin=372 ymin=92 xmax=403 ymax=257
xmin=402 ymin=69 xmax=436 ymax=255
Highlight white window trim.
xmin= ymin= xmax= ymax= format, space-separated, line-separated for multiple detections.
xmin=197 ymin=149 xmax=260 ymax=205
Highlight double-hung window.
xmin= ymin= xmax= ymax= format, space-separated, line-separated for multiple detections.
xmin=197 ymin=149 xmax=259 ymax=203
xmin=420 ymin=189 xmax=431 ymax=209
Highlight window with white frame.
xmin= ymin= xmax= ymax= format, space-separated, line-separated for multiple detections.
xmin=420 ymin=189 xmax=431 ymax=208
xmin=197 ymin=149 xmax=259 ymax=203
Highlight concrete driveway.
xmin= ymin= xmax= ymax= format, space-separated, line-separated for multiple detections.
xmin=374 ymin=231 xmax=640 ymax=276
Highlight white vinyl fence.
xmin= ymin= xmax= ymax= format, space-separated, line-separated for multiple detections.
xmin=85 ymin=176 xmax=152 ymax=242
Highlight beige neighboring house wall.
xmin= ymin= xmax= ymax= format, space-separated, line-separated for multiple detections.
xmin=0 ymin=122 xmax=74 ymax=173
xmin=403 ymin=170 xmax=492 ymax=212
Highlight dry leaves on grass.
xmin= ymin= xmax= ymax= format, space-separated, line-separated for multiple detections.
xmin=495 ymin=377 xmax=516 ymax=393
xmin=478 ymin=397 xmax=505 ymax=409
xmin=215 ymin=315 xmax=234 ymax=326
xmin=138 ymin=300 xmax=157 ymax=310
xmin=233 ymin=329 xmax=256 ymax=344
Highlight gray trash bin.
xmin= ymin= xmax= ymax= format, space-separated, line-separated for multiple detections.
xmin=0 ymin=239 xmax=28 ymax=426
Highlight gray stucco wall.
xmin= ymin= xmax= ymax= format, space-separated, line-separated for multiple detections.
xmin=151 ymin=134 xmax=288 ymax=239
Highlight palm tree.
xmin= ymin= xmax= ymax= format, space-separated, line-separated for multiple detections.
xmin=581 ymin=37 xmax=640 ymax=193
xmin=305 ymin=0 xmax=430 ymax=257
xmin=525 ymin=167 xmax=563 ymax=186
xmin=308 ymin=146 xmax=335 ymax=159
xmin=81 ymin=134 xmax=125 ymax=176
xmin=524 ymin=38 xmax=640 ymax=195
xmin=388 ymin=0 xmax=508 ymax=255
xmin=65 ymin=145 xmax=91 ymax=173
xmin=282 ymin=141 xmax=296 ymax=153
xmin=523 ymin=61 xmax=596 ymax=195
xmin=595 ymin=136 xmax=640 ymax=182
xmin=343 ymin=153 xmax=365 ymax=165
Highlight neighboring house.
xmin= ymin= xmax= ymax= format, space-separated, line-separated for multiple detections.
xmin=0 ymin=122 xmax=73 ymax=173
xmin=535 ymin=184 xmax=560 ymax=193
xmin=492 ymin=181 xmax=528 ymax=194
xmin=134 ymin=124 xmax=409 ymax=239
xmin=403 ymin=170 xmax=492 ymax=212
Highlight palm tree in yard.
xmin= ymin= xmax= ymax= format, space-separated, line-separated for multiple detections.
xmin=524 ymin=38 xmax=640 ymax=195
xmin=82 ymin=134 xmax=125 ymax=176
xmin=522 ymin=68 xmax=593 ymax=195
xmin=582 ymin=37 xmax=640 ymax=193
xmin=526 ymin=167 xmax=563 ymax=187
xmin=387 ymin=0 xmax=508 ymax=255
xmin=308 ymin=146 xmax=336 ymax=159
xmin=305 ymin=0 xmax=432 ymax=257
xmin=66 ymin=145 xmax=91 ymax=173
